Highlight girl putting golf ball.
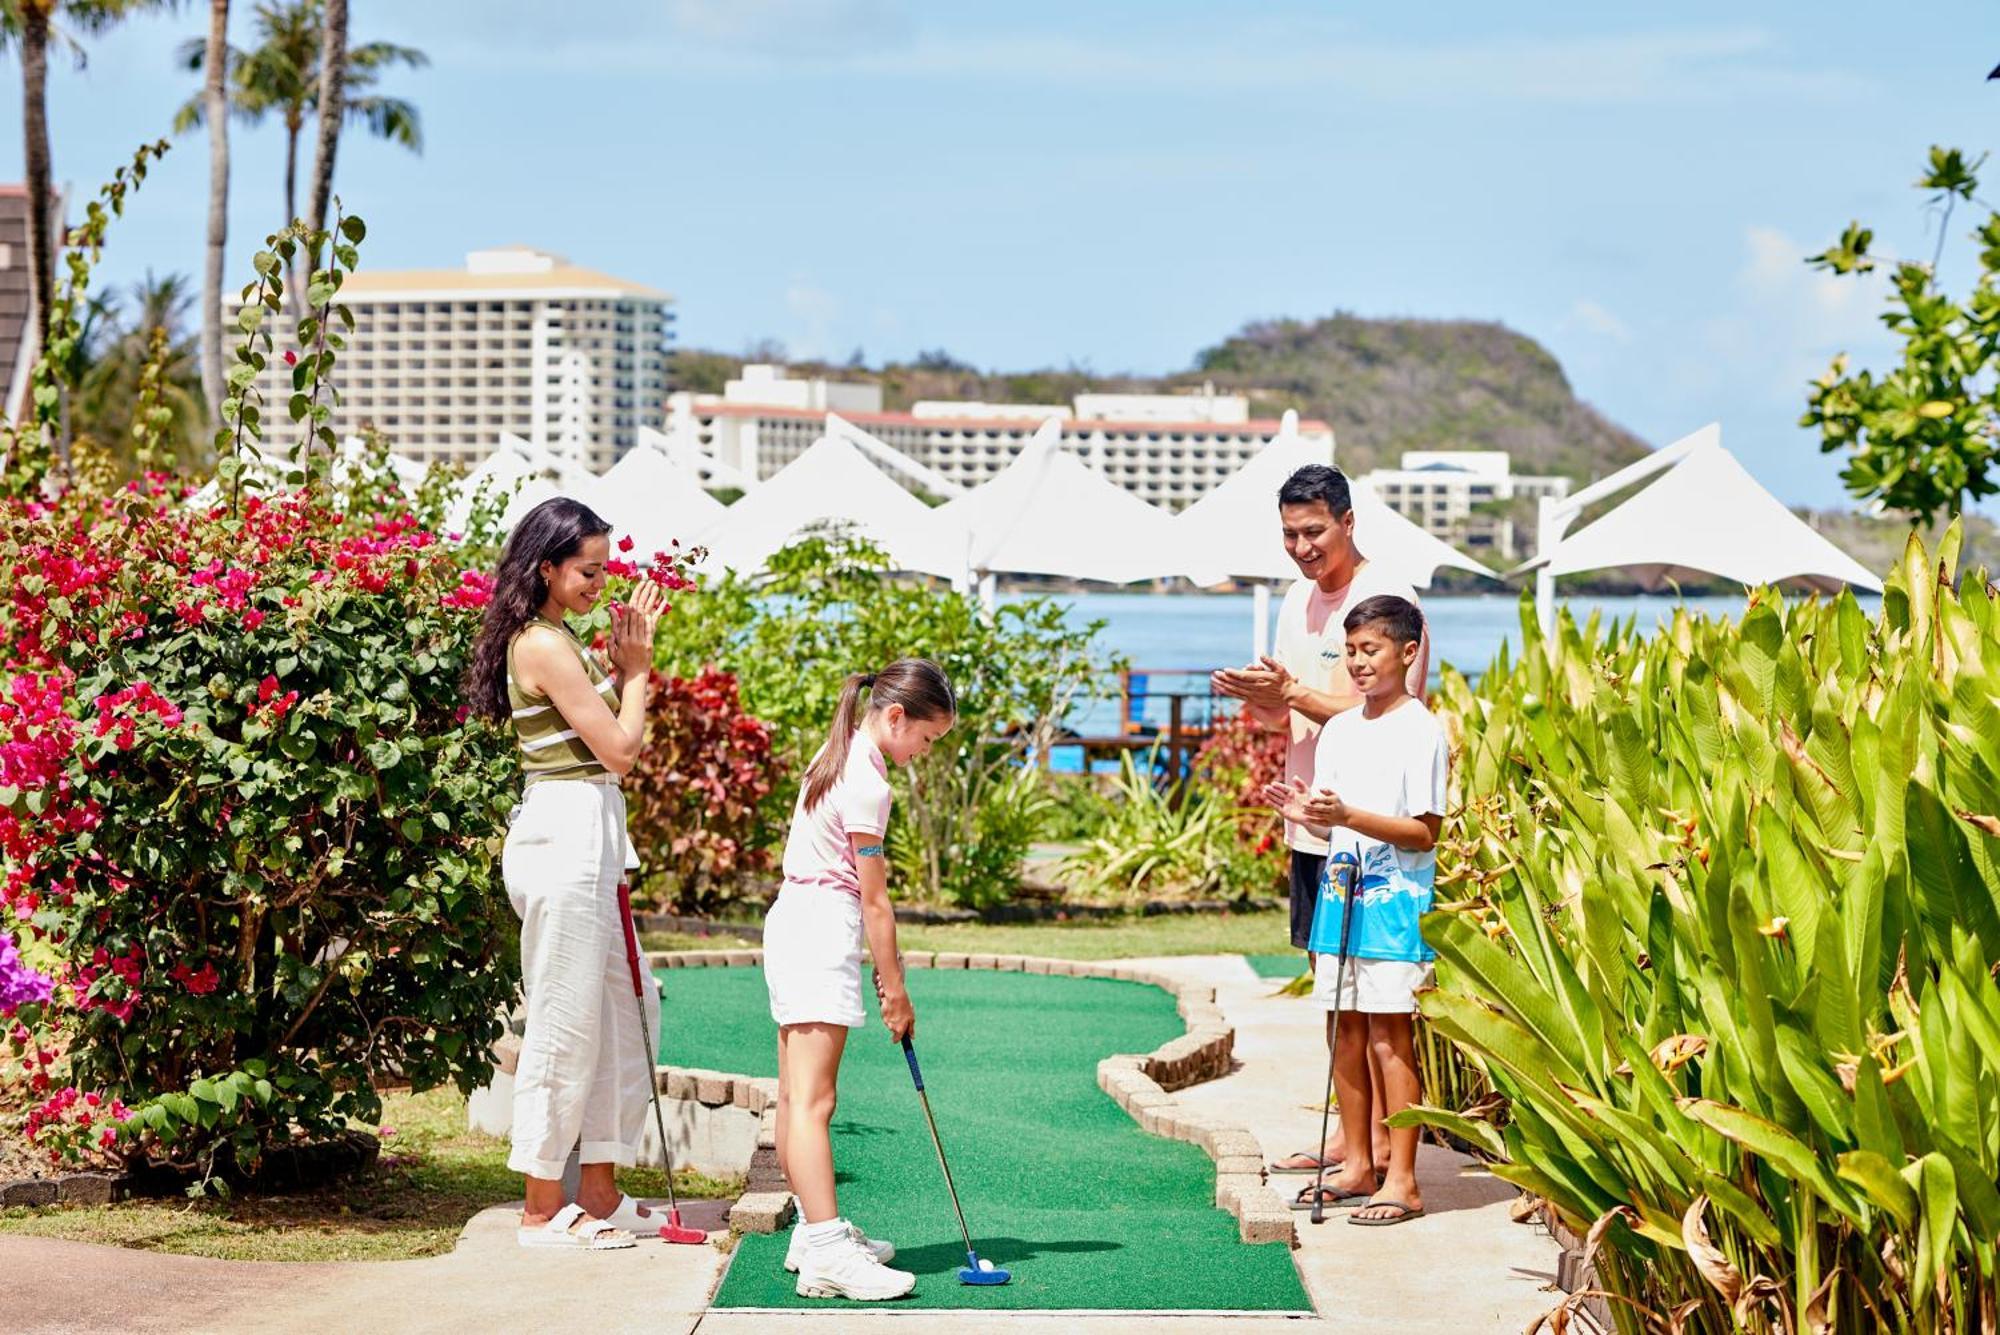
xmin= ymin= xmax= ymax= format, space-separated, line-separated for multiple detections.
xmin=764 ymin=659 xmax=956 ymax=1301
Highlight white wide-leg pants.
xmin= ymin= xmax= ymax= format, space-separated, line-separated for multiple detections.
xmin=502 ymin=778 xmax=657 ymax=1181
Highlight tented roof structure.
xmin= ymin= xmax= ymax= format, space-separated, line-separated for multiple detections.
xmin=447 ymin=433 xmax=594 ymax=534
xmin=1521 ymin=424 xmax=1882 ymax=593
xmin=576 ymin=439 xmax=724 ymax=560
xmin=919 ymin=419 xmax=1214 ymax=585
xmin=693 ymin=432 xmax=962 ymax=577
xmin=1173 ymin=415 xmax=1496 ymax=588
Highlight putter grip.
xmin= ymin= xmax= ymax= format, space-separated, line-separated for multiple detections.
xmin=615 ymin=882 xmax=644 ymax=998
xmin=901 ymin=1037 xmax=925 ymax=1091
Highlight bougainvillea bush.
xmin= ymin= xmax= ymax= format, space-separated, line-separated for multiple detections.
xmin=0 ymin=455 xmax=524 ymax=1172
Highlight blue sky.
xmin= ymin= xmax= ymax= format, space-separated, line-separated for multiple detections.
xmin=5 ymin=1 xmax=1998 ymax=510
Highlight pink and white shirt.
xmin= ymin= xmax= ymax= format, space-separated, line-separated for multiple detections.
xmin=780 ymin=730 xmax=892 ymax=899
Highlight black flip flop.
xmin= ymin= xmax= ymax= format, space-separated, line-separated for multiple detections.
xmin=1348 ymin=1198 xmax=1425 ymax=1226
xmin=1288 ymin=1184 xmax=1372 ymax=1211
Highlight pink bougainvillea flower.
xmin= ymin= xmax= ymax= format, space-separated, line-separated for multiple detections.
xmin=258 ymin=675 xmax=279 ymax=703
xmin=617 ymin=535 xmax=634 ymax=552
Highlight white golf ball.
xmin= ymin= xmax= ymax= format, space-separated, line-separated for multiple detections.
xmin=978 ymin=1259 xmax=995 ymax=1272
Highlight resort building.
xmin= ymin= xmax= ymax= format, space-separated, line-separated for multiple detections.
xmin=666 ymin=367 xmax=1333 ymax=510
xmin=230 ymin=246 xmax=674 ymax=473
xmin=1361 ymin=450 xmax=1570 ymax=561
xmin=0 ymin=185 xmax=38 ymax=424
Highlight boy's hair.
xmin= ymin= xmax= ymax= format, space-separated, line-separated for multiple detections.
xmin=801 ymin=658 xmax=956 ymax=812
xmin=1277 ymin=464 xmax=1352 ymax=517
xmin=1344 ymin=594 xmax=1424 ymax=647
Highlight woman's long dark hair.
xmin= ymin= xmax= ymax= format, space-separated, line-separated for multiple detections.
xmin=465 ymin=496 xmax=613 ymax=723
xmin=801 ymin=658 xmax=956 ymax=812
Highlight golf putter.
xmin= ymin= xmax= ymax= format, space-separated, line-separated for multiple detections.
xmin=901 ymin=1036 xmax=1011 ymax=1285
xmin=617 ymin=881 xmax=707 ymax=1245
xmin=1311 ymin=851 xmax=1362 ymax=1226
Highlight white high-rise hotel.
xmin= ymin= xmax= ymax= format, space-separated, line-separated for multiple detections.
xmin=233 ymin=246 xmax=673 ymax=473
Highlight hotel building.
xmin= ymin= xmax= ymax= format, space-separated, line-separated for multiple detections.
xmin=667 ymin=366 xmax=1334 ymax=510
xmin=1361 ymin=450 xmax=1570 ymax=560
xmin=230 ymin=246 xmax=673 ymax=473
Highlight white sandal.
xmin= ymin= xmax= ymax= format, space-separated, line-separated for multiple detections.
xmin=599 ymin=1193 xmax=660 ymax=1235
xmin=518 ymin=1201 xmax=637 ymax=1250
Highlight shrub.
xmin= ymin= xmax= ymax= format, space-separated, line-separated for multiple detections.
xmin=1059 ymin=750 xmax=1282 ymax=903
xmin=1411 ymin=529 xmax=1999 ymax=1333
xmin=624 ymin=667 xmax=778 ymax=914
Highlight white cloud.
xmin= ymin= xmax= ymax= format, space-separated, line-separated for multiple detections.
xmin=1726 ymin=224 xmax=1891 ymax=397
xmin=664 ymin=0 xmax=914 ymax=56
xmin=1564 ymin=298 xmax=1632 ymax=342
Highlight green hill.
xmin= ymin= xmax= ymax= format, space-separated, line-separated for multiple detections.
xmin=674 ymin=312 xmax=1654 ymax=484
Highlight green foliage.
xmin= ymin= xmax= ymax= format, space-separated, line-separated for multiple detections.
xmin=1804 ymin=145 xmax=2000 ymax=523
xmin=652 ymin=526 xmax=1112 ymax=907
xmin=1058 ymin=751 xmax=1282 ymax=903
xmin=1414 ymin=531 xmax=2000 ymax=1332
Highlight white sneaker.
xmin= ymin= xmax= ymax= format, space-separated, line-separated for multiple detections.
xmin=785 ymin=1220 xmax=896 ymax=1272
xmin=795 ymin=1234 xmax=917 ymax=1301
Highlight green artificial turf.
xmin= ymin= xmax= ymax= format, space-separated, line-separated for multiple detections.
xmin=656 ymin=967 xmax=1309 ymax=1312
xmin=1243 ymin=953 xmax=1310 ymax=980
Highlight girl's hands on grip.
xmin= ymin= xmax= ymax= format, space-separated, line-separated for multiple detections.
xmin=878 ymin=984 xmax=915 ymax=1043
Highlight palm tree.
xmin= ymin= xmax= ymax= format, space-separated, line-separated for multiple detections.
xmin=303 ymin=0 xmax=340 ymax=237
xmin=1 ymin=1 xmax=167 ymax=404
xmin=72 ymin=272 xmax=207 ymax=472
xmin=197 ymin=0 xmax=228 ymax=426
xmin=173 ymin=0 xmax=422 ymax=261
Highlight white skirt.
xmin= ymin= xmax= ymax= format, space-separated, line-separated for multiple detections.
xmin=763 ymin=887 xmax=867 ymax=1028
xmin=1311 ymin=953 xmax=1432 ymax=1014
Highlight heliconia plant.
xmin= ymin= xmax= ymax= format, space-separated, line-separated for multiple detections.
xmin=1408 ymin=525 xmax=1999 ymax=1333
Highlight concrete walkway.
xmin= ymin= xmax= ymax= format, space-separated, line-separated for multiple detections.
xmin=2 ymin=955 xmax=1562 ymax=1334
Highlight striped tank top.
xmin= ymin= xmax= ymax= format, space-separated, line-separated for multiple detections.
xmin=506 ymin=616 xmax=621 ymax=784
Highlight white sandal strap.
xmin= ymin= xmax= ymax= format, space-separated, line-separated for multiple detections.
xmin=545 ymin=1202 xmax=587 ymax=1232
xmin=577 ymin=1218 xmax=625 ymax=1240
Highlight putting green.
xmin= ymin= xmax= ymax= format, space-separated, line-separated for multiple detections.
xmin=656 ymin=966 xmax=1310 ymax=1312
xmin=1244 ymin=953 xmax=1309 ymax=980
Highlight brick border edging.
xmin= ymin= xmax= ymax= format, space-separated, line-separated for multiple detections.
xmin=641 ymin=948 xmax=1293 ymax=1247
xmin=0 ymin=1170 xmax=128 ymax=1208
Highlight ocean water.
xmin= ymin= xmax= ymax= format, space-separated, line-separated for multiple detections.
xmin=1009 ymin=588 xmax=1879 ymax=743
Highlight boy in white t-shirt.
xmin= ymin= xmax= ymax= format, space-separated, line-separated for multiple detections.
xmin=1263 ymin=594 xmax=1447 ymax=1227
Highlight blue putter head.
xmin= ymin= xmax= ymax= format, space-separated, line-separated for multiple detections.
xmin=958 ymin=1251 xmax=1011 ymax=1285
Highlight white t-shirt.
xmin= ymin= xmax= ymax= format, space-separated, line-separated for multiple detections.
xmin=1267 ymin=563 xmax=1426 ymax=853
xmin=1306 ymin=697 xmax=1448 ymax=963
xmin=780 ymin=730 xmax=892 ymax=899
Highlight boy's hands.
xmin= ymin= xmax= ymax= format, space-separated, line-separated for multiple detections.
xmin=1260 ymin=775 xmax=1347 ymax=829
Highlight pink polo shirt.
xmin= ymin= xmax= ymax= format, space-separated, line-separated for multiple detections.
xmin=780 ymin=730 xmax=892 ymax=899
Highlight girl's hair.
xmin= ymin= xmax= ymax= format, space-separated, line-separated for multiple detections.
xmin=465 ymin=496 xmax=613 ymax=723
xmin=801 ymin=658 xmax=956 ymax=812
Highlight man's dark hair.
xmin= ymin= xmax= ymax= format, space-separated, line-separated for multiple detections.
xmin=1277 ymin=464 xmax=1352 ymax=517
xmin=1344 ymin=594 xmax=1424 ymax=647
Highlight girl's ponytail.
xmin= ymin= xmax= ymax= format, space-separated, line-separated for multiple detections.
xmin=801 ymin=673 xmax=873 ymax=812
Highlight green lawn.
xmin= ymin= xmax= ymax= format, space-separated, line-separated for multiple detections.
xmin=0 ymin=1086 xmax=739 ymax=1263
xmin=645 ymin=908 xmax=1292 ymax=962
xmin=659 ymin=965 xmax=1309 ymax=1313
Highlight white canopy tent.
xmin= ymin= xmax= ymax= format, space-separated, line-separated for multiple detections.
xmin=447 ymin=432 xmax=597 ymax=534
xmin=1519 ymin=422 xmax=1883 ymax=635
xmin=576 ymin=436 xmax=724 ymax=560
xmin=692 ymin=431 xmax=963 ymax=578
xmin=1173 ymin=412 xmax=1498 ymax=657
xmin=923 ymin=419 xmax=1218 ymax=593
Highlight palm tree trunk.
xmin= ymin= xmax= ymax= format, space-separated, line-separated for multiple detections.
xmin=305 ymin=0 xmax=348 ymax=238
xmin=282 ymin=116 xmax=300 ymax=308
xmin=20 ymin=6 xmax=55 ymax=397
xmin=200 ymin=0 xmax=232 ymax=428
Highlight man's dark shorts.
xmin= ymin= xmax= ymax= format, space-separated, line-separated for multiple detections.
xmin=1288 ymin=849 xmax=1327 ymax=951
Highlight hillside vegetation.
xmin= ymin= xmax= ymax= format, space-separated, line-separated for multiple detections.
xmin=674 ymin=312 xmax=1653 ymax=482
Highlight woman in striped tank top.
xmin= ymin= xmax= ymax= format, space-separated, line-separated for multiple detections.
xmin=467 ymin=497 xmax=669 ymax=1250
